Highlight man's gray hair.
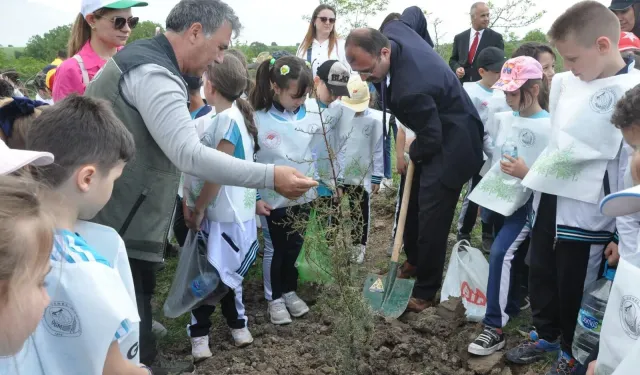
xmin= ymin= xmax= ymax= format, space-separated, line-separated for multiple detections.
xmin=470 ymin=2 xmax=487 ymax=15
xmin=166 ymin=0 xmax=242 ymax=37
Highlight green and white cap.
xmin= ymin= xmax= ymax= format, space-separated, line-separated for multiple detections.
xmin=81 ymin=0 xmax=148 ymax=17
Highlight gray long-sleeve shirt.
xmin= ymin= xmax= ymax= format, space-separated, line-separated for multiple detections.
xmin=121 ymin=63 xmax=275 ymax=190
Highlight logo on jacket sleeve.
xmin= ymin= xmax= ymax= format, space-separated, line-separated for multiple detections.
xmin=43 ymin=301 xmax=82 ymax=337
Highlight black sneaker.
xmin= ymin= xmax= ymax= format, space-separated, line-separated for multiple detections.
xmin=457 ymin=233 xmax=472 ymax=242
xmin=468 ymin=326 xmax=506 ymax=356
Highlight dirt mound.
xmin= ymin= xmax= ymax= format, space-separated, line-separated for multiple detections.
xmin=191 ymin=282 xmax=508 ymax=375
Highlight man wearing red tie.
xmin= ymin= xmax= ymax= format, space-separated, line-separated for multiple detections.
xmin=449 ymin=2 xmax=504 ymax=82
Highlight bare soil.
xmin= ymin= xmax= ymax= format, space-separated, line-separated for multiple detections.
xmin=154 ymin=191 xmax=545 ymax=375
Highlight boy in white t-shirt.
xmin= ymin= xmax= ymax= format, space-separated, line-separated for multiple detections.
xmin=1 ymin=95 xmax=150 ymax=375
xmin=457 ymin=46 xmax=508 ymax=253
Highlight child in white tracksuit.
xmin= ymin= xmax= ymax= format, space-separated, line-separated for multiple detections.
xmin=184 ymin=53 xmax=260 ymax=360
xmin=339 ymin=76 xmax=384 ymax=264
xmin=252 ymin=55 xmax=350 ymax=326
xmin=467 ymin=56 xmax=552 ymax=357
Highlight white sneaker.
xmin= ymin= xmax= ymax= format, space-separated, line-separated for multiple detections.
xmin=283 ymin=292 xmax=310 ymax=318
xmin=231 ymin=327 xmax=254 ymax=347
xmin=356 ymin=245 xmax=366 ymax=264
xmin=151 ymin=320 xmax=167 ymax=338
xmin=190 ymin=335 xmax=213 ymax=362
xmin=268 ymin=298 xmax=293 ymax=325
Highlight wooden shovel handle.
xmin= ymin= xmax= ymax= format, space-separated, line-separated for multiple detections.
xmin=391 ymin=161 xmax=415 ymax=263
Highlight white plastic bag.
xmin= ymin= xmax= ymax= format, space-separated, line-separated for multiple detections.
xmin=596 ymin=257 xmax=640 ymax=374
xmin=440 ymin=240 xmax=489 ymax=322
xmin=163 ymin=230 xmax=229 ymax=318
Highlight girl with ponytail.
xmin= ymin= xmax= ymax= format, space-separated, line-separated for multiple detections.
xmin=181 ymin=52 xmax=261 ymax=360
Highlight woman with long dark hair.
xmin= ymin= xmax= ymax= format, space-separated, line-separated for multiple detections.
xmin=297 ymin=4 xmax=349 ymax=76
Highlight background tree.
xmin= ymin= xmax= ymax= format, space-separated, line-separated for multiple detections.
xmin=423 ymin=10 xmax=451 ymax=61
xmin=487 ymin=0 xmax=546 ymax=32
xmin=128 ymin=21 xmax=164 ymax=43
xmin=303 ymin=0 xmax=389 ymax=36
xmin=23 ymin=25 xmax=71 ymax=62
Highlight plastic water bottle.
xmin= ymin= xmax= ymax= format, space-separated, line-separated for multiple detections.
xmin=501 ymin=140 xmax=518 ymax=161
xmin=572 ymin=266 xmax=616 ymax=365
xmin=500 ymin=140 xmax=519 ymax=185
xmin=190 ymin=271 xmax=220 ymax=298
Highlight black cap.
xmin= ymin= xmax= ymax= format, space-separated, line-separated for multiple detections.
xmin=610 ymin=0 xmax=638 ymax=10
xmin=316 ymin=60 xmax=351 ymax=97
xmin=475 ymin=47 xmax=507 ymax=73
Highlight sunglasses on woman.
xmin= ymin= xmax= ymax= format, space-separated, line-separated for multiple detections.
xmin=316 ymin=16 xmax=336 ymax=24
xmin=111 ymin=16 xmax=139 ymax=30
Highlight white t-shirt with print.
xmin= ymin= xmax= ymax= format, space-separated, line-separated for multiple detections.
xmin=0 ymin=221 xmax=139 ymax=375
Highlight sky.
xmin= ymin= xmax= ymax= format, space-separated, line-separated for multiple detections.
xmin=2 ymin=0 xmax=612 ymax=47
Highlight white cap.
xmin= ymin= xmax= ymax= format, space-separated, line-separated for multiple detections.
xmin=601 ymin=185 xmax=640 ymax=217
xmin=0 ymin=140 xmax=54 ymax=175
xmin=81 ymin=0 xmax=148 ymax=18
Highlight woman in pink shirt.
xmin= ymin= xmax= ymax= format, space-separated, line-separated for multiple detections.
xmin=52 ymin=0 xmax=148 ymax=102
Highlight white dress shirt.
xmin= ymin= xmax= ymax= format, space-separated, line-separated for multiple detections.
xmin=297 ymin=38 xmax=349 ymax=76
xmin=469 ymin=28 xmax=485 ymax=51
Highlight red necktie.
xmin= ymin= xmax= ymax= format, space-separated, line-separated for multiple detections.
xmin=468 ymin=31 xmax=480 ymax=63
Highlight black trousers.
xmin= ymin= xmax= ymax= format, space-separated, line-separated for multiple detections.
xmin=130 ymin=258 xmax=158 ymax=364
xmin=405 ymin=165 xmax=463 ymax=300
xmin=189 ymin=288 xmax=245 ymax=337
xmin=529 ymin=194 xmax=601 ymax=354
xmin=458 ymin=174 xmax=484 ymax=235
xmin=265 ymin=204 xmax=310 ymax=300
xmin=343 ymin=185 xmax=370 ymax=246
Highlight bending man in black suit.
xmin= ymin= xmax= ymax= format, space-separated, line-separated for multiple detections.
xmin=345 ymin=7 xmax=484 ymax=313
xmin=450 ymin=2 xmax=504 ymax=82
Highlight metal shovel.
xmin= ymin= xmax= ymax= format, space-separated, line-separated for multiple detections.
xmin=362 ymin=161 xmax=416 ymax=318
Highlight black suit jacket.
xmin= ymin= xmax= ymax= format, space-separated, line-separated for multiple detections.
xmin=376 ymin=7 xmax=484 ymax=189
xmin=449 ymin=28 xmax=504 ymax=82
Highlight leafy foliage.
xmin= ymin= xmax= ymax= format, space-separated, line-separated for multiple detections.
xmin=23 ymin=25 xmax=71 ymax=62
xmin=232 ymin=40 xmax=298 ymax=61
xmin=488 ymin=0 xmax=546 ymax=32
xmin=128 ymin=21 xmax=165 ymax=43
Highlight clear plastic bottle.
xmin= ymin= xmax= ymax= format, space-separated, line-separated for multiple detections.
xmin=573 ymin=266 xmax=616 ymax=365
xmin=501 ymin=139 xmax=519 ymax=185
xmin=501 ymin=139 xmax=518 ymax=161
xmin=190 ymin=271 xmax=220 ymax=298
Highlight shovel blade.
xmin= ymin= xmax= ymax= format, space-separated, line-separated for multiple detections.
xmin=363 ymin=265 xmax=415 ymax=319
xmin=380 ymin=278 xmax=414 ymax=319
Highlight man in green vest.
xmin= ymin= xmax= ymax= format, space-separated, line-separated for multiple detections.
xmin=85 ymin=0 xmax=317 ymax=367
